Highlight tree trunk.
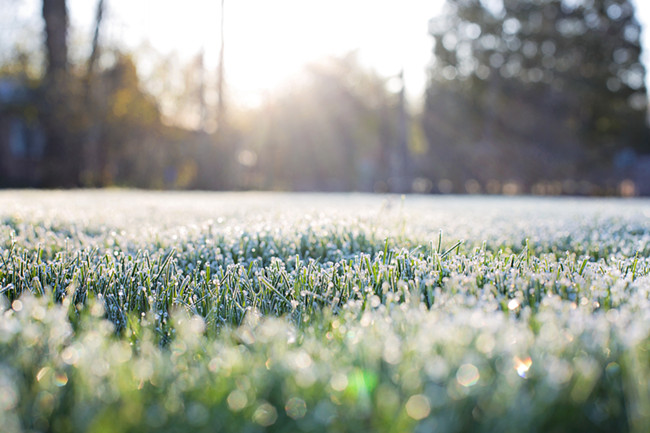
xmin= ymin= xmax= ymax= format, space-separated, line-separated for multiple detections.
xmin=81 ymin=0 xmax=105 ymax=186
xmin=43 ymin=0 xmax=68 ymax=76
xmin=217 ymin=0 xmax=226 ymax=132
xmin=41 ymin=0 xmax=79 ymax=187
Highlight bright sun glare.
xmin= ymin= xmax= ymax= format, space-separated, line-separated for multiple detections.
xmin=97 ymin=0 xmax=439 ymax=106
xmin=8 ymin=0 xmax=650 ymax=108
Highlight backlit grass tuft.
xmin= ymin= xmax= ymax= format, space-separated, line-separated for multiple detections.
xmin=1 ymin=191 xmax=649 ymax=432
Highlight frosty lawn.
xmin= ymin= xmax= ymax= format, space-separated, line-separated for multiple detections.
xmin=1 ymin=191 xmax=649 ymax=432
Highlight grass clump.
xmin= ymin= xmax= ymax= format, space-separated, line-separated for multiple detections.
xmin=0 ymin=191 xmax=649 ymax=432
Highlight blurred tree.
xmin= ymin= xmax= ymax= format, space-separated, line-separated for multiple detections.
xmin=95 ymin=53 xmax=164 ymax=186
xmin=423 ymin=0 xmax=649 ymax=193
xmin=237 ymin=54 xmax=403 ymax=192
xmin=217 ymin=0 xmax=226 ymax=133
xmin=81 ymin=0 xmax=105 ymax=186
xmin=89 ymin=52 xmax=234 ymax=190
xmin=1 ymin=1 xmax=237 ymax=190
xmin=43 ymin=0 xmax=67 ymax=77
xmin=41 ymin=0 xmax=82 ymax=186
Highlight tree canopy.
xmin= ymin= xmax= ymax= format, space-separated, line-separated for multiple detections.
xmin=421 ymin=0 xmax=649 ymax=193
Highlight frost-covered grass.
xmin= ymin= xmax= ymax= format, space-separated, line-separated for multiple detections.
xmin=1 ymin=190 xmax=649 ymax=432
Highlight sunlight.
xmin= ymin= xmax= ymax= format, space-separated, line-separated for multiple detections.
xmin=8 ymin=0 xmax=650 ymax=107
xmin=514 ymin=356 xmax=533 ymax=378
xmin=98 ymin=0 xmax=441 ymax=106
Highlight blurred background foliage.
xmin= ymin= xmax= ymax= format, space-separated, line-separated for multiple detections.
xmin=423 ymin=0 xmax=650 ymax=195
xmin=0 ymin=0 xmax=649 ymax=194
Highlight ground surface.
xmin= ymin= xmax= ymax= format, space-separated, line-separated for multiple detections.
xmin=0 ymin=191 xmax=649 ymax=432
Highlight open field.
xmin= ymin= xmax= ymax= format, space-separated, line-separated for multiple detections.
xmin=1 ymin=190 xmax=649 ymax=432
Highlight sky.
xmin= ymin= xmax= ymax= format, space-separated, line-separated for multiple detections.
xmin=91 ymin=0 xmax=443 ymax=106
xmin=4 ymin=0 xmax=650 ymax=107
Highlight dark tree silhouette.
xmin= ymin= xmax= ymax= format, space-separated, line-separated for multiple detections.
xmin=422 ymin=0 xmax=649 ymax=193
xmin=41 ymin=0 xmax=80 ymax=187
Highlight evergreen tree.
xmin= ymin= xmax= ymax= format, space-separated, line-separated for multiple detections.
xmin=423 ymin=0 xmax=649 ymax=192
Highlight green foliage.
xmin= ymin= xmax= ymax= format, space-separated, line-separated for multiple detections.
xmin=1 ymin=191 xmax=650 ymax=432
xmin=423 ymin=0 xmax=650 ymax=192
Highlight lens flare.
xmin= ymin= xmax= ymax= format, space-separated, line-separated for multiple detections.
xmin=405 ymin=394 xmax=431 ymax=420
xmin=456 ymin=363 xmax=480 ymax=387
xmin=54 ymin=372 xmax=68 ymax=387
xmin=514 ymin=356 xmax=533 ymax=378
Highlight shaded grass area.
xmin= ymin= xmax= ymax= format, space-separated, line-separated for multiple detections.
xmin=0 ymin=191 xmax=649 ymax=432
